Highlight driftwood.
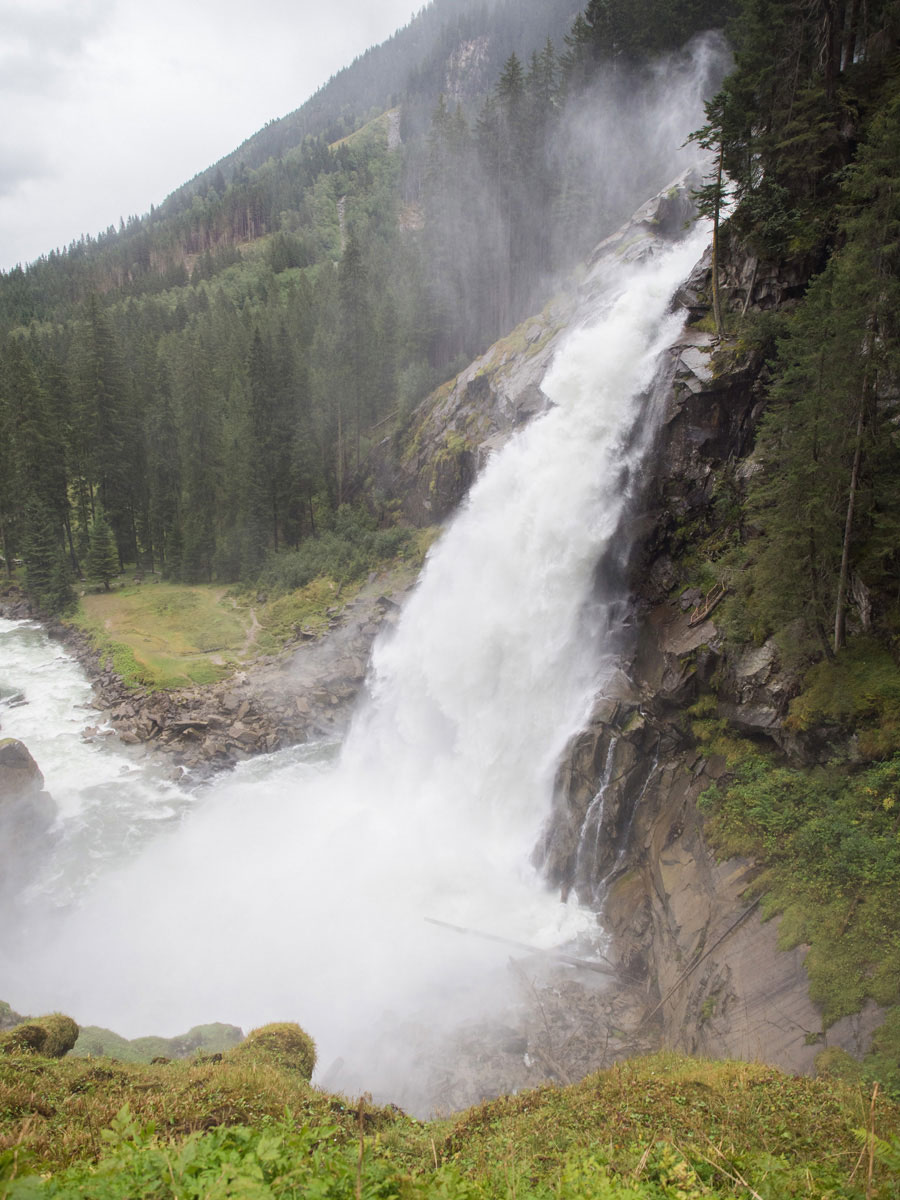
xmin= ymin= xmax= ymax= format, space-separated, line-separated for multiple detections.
xmin=688 ymin=581 xmax=728 ymax=627
xmin=424 ymin=917 xmax=623 ymax=977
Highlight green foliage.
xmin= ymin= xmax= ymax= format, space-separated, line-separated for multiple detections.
xmin=228 ymin=1024 xmax=316 ymax=1082
xmin=786 ymin=639 xmax=900 ymax=758
xmin=700 ymin=745 xmax=900 ymax=1048
xmin=84 ymin=511 xmax=119 ymax=593
xmin=256 ymin=508 xmax=411 ymax=596
xmin=688 ymin=693 xmax=758 ymax=769
xmin=723 ymin=79 xmax=900 ymax=658
xmin=1 ymin=1052 xmax=897 ymax=1199
xmin=71 ymin=1022 xmax=243 ymax=1064
xmin=865 ymin=1008 xmax=900 ymax=1100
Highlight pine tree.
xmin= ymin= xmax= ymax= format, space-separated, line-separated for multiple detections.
xmin=22 ymin=496 xmax=74 ymax=614
xmin=85 ymin=509 xmax=119 ymax=592
xmin=746 ymin=91 xmax=900 ymax=654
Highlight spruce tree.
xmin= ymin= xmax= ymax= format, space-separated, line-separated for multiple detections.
xmin=85 ymin=510 xmax=119 ymax=592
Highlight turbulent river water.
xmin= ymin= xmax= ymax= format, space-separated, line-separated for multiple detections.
xmin=1 ymin=224 xmax=709 ymax=1109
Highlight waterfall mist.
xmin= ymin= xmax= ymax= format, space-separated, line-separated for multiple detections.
xmin=1 ymin=220 xmax=709 ymax=1109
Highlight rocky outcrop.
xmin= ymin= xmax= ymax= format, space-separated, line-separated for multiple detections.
xmin=366 ymin=174 xmax=700 ymax=526
xmin=0 ymin=584 xmax=34 ymax=621
xmin=0 ymin=738 xmax=57 ymax=901
xmin=538 ymin=235 xmax=885 ymax=1077
xmin=545 ymin=605 xmax=884 ymax=1076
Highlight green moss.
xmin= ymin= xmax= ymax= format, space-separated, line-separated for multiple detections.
xmin=688 ymin=693 xmax=759 ymax=768
xmin=228 ymin=1022 xmax=316 ymax=1080
xmin=786 ymin=638 xmax=900 ymax=758
xmin=0 ymin=1013 xmax=78 ymax=1058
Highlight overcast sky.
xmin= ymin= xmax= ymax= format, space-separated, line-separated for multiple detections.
xmin=0 ymin=0 xmax=417 ymax=271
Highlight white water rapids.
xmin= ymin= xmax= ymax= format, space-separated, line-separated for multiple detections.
xmin=1 ymin=225 xmax=708 ymax=1107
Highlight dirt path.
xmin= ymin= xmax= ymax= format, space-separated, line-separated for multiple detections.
xmin=211 ymin=599 xmax=261 ymax=665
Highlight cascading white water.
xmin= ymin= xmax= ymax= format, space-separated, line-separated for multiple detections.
xmin=1 ymin=221 xmax=709 ymax=1107
xmin=0 ymin=619 xmax=190 ymax=904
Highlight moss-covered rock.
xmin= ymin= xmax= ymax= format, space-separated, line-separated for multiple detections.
xmin=0 ymin=1012 xmax=78 ymax=1058
xmin=229 ymin=1022 xmax=316 ymax=1080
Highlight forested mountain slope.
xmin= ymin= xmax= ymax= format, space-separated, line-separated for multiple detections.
xmin=0 ymin=0 xmax=731 ymax=606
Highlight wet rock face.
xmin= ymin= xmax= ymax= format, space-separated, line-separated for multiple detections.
xmin=545 ymin=244 xmax=882 ymax=1079
xmin=0 ymin=586 xmax=33 ymax=621
xmin=365 ymin=174 xmax=703 ymax=527
xmin=0 ymin=738 xmax=57 ymax=901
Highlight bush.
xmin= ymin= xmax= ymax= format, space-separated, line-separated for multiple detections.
xmin=0 ymin=1013 xmax=78 ymax=1058
xmin=228 ymin=1022 xmax=316 ymax=1080
xmin=256 ymin=507 xmax=411 ymax=596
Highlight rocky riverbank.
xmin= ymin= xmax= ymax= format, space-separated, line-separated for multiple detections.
xmin=0 ymin=573 xmax=411 ymax=778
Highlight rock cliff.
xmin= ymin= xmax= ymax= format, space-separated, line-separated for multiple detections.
xmin=386 ymin=186 xmax=879 ymax=1086
xmin=536 ymin=238 xmax=881 ymax=1076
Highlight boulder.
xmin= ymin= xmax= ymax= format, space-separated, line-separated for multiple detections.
xmin=228 ymin=1021 xmax=317 ymax=1080
xmin=0 ymin=1012 xmax=79 ymax=1058
xmin=0 ymin=739 xmax=57 ymax=900
xmin=0 ymin=737 xmax=46 ymax=802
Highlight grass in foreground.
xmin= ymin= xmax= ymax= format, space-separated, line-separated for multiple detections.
xmin=2 ymin=1050 xmax=899 ymax=1198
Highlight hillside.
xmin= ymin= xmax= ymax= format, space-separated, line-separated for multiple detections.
xmin=0 ymin=0 xmax=733 ymax=611
xmin=3 ymin=0 xmax=900 ymax=1192
xmin=2 ymin=1030 xmax=898 ymax=1197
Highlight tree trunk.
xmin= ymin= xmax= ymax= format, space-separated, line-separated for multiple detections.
xmin=833 ymin=390 xmax=866 ymax=653
xmin=843 ymin=0 xmax=861 ymax=67
xmin=851 ymin=573 xmax=872 ymax=632
xmin=711 ymin=144 xmax=725 ymax=338
xmin=64 ymin=513 xmax=79 ymax=575
xmin=0 ymin=519 xmax=11 ymax=580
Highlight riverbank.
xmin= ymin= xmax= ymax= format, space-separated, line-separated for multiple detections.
xmin=0 ymin=571 xmax=412 ymax=777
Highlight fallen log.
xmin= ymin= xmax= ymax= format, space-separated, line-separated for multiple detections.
xmin=424 ymin=917 xmax=623 ymax=977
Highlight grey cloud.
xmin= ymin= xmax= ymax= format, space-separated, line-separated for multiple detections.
xmin=0 ymin=1 xmax=114 ymax=96
xmin=0 ymin=0 xmax=113 ymax=56
xmin=0 ymin=146 xmax=52 ymax=198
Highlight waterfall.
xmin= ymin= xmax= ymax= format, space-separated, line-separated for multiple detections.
xmin=2 ymin=219 xmax=709 ymax=1108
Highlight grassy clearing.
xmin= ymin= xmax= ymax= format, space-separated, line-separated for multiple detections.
xmin=255 ymin=576 xmax=353 ymax=654
xmin=441 ymin=1053 xmax=900 ymax=1197
xmin=68 ymin=524 xmax=439 ymax=691
xmin=1 ymin=1049 xmax=897 ymax=1197
xmin=75 ymin=581 xmax=253 ymax=690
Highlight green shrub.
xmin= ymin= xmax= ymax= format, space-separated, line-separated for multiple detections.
xmin=787 ymin=638 xmax=900 ymax=758
xmin=700 ymin=748 xmax=900 ymax=1069
xmin=228 ymin=1023 xmax=317 ymax=1081
xmin=0 ymin=1013 xmax=78 ymax=1059
xmin=256 ymin=507 xmax=411 ymax=596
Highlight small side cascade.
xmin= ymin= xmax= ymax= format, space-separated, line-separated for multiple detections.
xmin=593 ymin=738 xmax=663 ymax=910
xmin=572 ymin=735 xmax=619 ymax=899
